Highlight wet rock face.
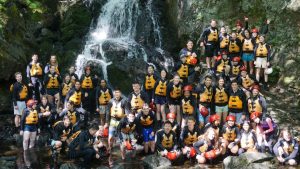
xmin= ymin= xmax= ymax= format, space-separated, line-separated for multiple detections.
xmin=142 ymin=154 xmax=172 ymax=169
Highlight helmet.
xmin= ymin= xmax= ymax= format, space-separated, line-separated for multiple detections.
xmin=216 ymin=55 xmax=222 ymax=61
xmin=26 ymin=99 xmax=37 ymax=108
xmin=226 ymin=115 xmax=236 ymax=122
xmin=190 ymin=57 xmax=197 ymax=65
xmin=265 ymin=67 xmax=273 ymax=75
xmin=221 ymin=51 xmax=228 ymax=55
xmin=204 ymin=150 xmax=217 ymax=160
xmin=102 ymin=127 xmax=109 ymax=138
xmin=125 ymin=141 xmax=133 ymax=150
xmin=232 ymin=57 xmax=241 ymax=62
xmin=252 ymin=85 xmax=260 ymax=91
xmin=183 ymin=85 xmax=193 ymax=92
xmin=200 ymin=107 xmax=209 ymax=117
xmin=167 ymin=113 xmax=176 ymax=119
xmin=240 ymin=65 xmax=247 ymax=72
xmin=252 ymin=28 xmax=258 ymax=33
xmin=149 ymin=101 xmax=156 ymax=112
xmin=189 ymin=147 xmax=196 ymax=158
xmin=236 ymin=20 xmax=243 ymax=27
xmin=250 ymin=112 xmax=261 ymax=121
xmin=167 ymin=151 xmax=177 ymax=161
xmin=209 ymin=114 xmax=220 ymax=123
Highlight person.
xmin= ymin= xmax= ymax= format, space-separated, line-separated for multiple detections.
xmin=60 ymin=74 xmax=73 ymax=103
xmin=153 ymin=69 xmax=168 ymax=123
xmin=44 ymin=55 xmax=60 ymax=75
xmin=181 ymin=85 xmax=197 ymax=128
xmin=173 ymin=55 xmax=200 ymax=84
xmin=228 ymin=32 xmax=242 ymax=60
xmin=194 ymin=128 xmax=223 ymax=164
xmin=167 ymin=74 xmax=183 ymax=124
xmin=117 ymin=112 xmax=138 ymax=160
xmin=200 ymin=19 xmax=219 ymax=72
xmin=254 ymin=35 xmax=271 ymax=90
xmin=12 ymin=72 xmax=30 ymax=132
xmin=230 ymin=57 xmax=243 ymax=80
xmin=238 ymin=66 xmax=256 ymax=98
xmin=156 ymin=121 xmax=180 ymax=161
xmin=228 ymin=80 xmax=247 ymax=124
xmin=214 ymin=51 xmax=230 ymax=76
xmin=213 ymin=77 xmax=229 ymax=124
xmin=20 ymin=99 xmax=40 ymax=150
xmin=273 ymin=128 xmax=298 ymax=166
xmin=221 ymin=115 xmax=240 ymax=155
xmin=238 ymin=121 xmax=257 ymax=155
xmin=198 ymin=75 xmax=213 ymax=123
xmin=60 ymin=101 xmax=81 ymax=132
xmin=127 ymin=81 xmax=149 ymax=113
xmin=26 ymin=54 xmax=43 ymax=101
xmin=247 ymin=85 xmax=267 ymax=116
xmin=179 ymin=40 xmax=198 ymax=65
xmin=136 ymin=104 xmax=157 ymax=154
xmin=203 ymin=114 xmax=221 ymax=137
xmin=96 ymin=79 xmax=113 ymax=125
xmin=143 ymin=64 xmax=157 ymax=101
xmin=44 ymin=65 xmax=62 ymax=108
xmin=68 ymin=123 xmax=99 ymax=169
xmin=251 ymin=19 xmax=270 ymax=44
xmin=166 ymin=113 xmax=180 ymax=139
xmin=251 ymin=111 xmax=277 ymax=153
xmin=68 ymin=66 xmax=79 ymax=85
xmin=180 ymin=117 xmax=201 ymax=158
xmin=219 ymin=26 xmax=230 ymax=53
xmin=38 ymin=96 xmax=55 ymax=133
xmin=235 ymin=17 xmax=248 ymax=41
xmin=242 ymin=29 xmax=256 ymax=74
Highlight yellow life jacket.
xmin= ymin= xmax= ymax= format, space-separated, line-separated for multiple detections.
xmin=170 ymin=85 xmax=182 ymax=99
xmin=10 ymin=84 xmax=13 ymax=93
xmin=25 ymin=110 xmax=38 ymax=125
xmin=98 ymin=89 xmax=112 ymax=105
xmin=223 ymin=127 xmax=237 ymax=142
xmin=255 ymin=36 xmax=260 ymax=44
xmin=111 ymin=101 xmax=125 ymax=119
xmin=283 ymin=141 xmax=295 ymax=154
xmin=242 ymin=75 xmax=254 ymax=89
xmin=182 ymin=99 xmax=194 ymax=115
xmin=237 ymin=32 xmax=244 ymax=41
xmin=177 ymin=64 xmax=188 ymax=78
xmin=154 ymin=81 xmax=167 ymax=96
xmin=256 ymin=43 xmax=268 ymax=57
xmin=62 ymin=83 xmax=73 ymax=97
xmin=67 ymin=110 xmax=77 ymax=125
xmin=46 ymin=74 xmax=60 ymax=89
xmin=130 ymin=94 xmax=144 ymax=110
xmin=19 ymin=85 xmax=28 ymax=100
xmin=220 ymin=35 xmax=229 ymax=48
xmin=232 ymin=65 xmax=240 ymax=76
xmin=207 ymin=29 xmax=218 ymax=42
xmin=162 ymin=134 xmax=174 ymax=149
xmin=69 ymin=90 xmax=81 ymax=106
xmin=199 ymin=87 xmax=213 ymax=103
xmin=243 ymin=39 xmax=254 ymax=52
xmin=68 ymin=130 xmax=81 ymax=143
xmin=53 ymin=120 xmax=62 ymax=128
xmin=248 ymin=97 xmax=262 ymax=113
xmin=140 ymin=115 xmax=153 ymax=126
xmin=240 ymin=132 xmax=255 ymax=149
xmin=145 ymin=75 xmax=156 ymax=90
xmin=30 ymin=63 xmax=43 ymax=76
xmin=184 ymin=131 xmax=198 ymax=145
xmin=215 ymin=87 xmax=228 ymax=104
xmin=228 ymin=95 xmax=243 ymax=109
xmin=121 ymin=124 xmax=136 ymax=134
xmin=40 ymin=105 xmax=50 ymax=113
xmin=217 ymin=60 xmax=229 ymax=73
xmin=199 ymin=142 xmax=209 ymax=153
xmin=229 ymin=41 xmax=240 ymax=53
xmin=81 ymin=76 xmax=93 ymax=89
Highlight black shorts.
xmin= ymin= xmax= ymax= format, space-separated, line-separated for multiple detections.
xmin=46 ymin=88 xmax=59 ymax=96
xmin=205 ymin=43 xmax=218 ymax=57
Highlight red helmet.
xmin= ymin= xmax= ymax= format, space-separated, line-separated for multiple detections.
xmin=221 ymin=51 xmax=228 ymax=55
xmin=216 ymin=55 xmax=222 ymax=61
xmin=226 ymin=115 xmax=236 ymax=122
xmin=167 ymin=113 xmax=176 ymax=119
xmin=26 ymin=99 xmax=37 ymax=108
xmin=252 ymin=28 xmax=258 ymax=33
xmin=190 ymin=57 xmax=197 ymax=65
xmin=209 ymin=114 xmax=220 ymax=123
xmin=204 ymin=150 xmax=217 ymax=160
xmin=102 ymin=127 xmax=109 ymax=138
xmin=240 ymin=65 xmax=247 ymax=72
xmin=250 ymin=112 xmax=261 ymax=121
xmin=149 ymin=101 xmax=156 ymax=112
xmin=183 ymin=85 xmax=193 ymax=92
xmin=189 ymin=147 xmax=196 ymax=158
xmin=167 ymin=151 xmax=177 ymax=161
xmin=200 ymin=107 xmax=209 ymax=117
xmin=252 ymin=85 xmax=260 ymax=91
xmin=232 ymin=57 xmax=241 ymax=62
xmin=125 ymin=141 xmax=133 ymax=150
xmin=236 ymin=20 xmax=243 ymax=27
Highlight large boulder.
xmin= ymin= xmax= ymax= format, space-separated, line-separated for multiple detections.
xmin=223 ymin=152 xmax=277 ymax=169
xmin=142 ymin=154 xmax=172 ymax=169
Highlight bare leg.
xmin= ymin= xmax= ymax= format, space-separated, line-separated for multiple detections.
xmin=29 ymin=131 xmax=37 ymax=149
xmin=23 ymin=131 xmax=30 ymax=150
xmin=161 ymin=104 xmax=166 ymax=122
xmin=156 ymin=104 xmax=161 ymax=121
xmin=249 ymin=61 xmax=254 ymax=75
xmin=15 ymin=115 xmax=20 ymax=127
xmin=176 ymin=105 xmax=181 ymax=124
xmin=256 ymin=68 xmax=261 ymax=82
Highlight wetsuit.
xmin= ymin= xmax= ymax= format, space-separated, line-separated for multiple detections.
xmin=80 ymin=74 xmax=97 ymax=114
xmin=228 ymin=88 xmax=247 ymax=124
xmin=180 ymin=126 xmax=202 ymax=148
xmin=156 ymin=130 xmax=178 ymax=152
xmin=44 ymin=72 xmax=62 ymax=96
xmin=153 ymin=78 xmax=168 ymax=105
xmin=127 ymin=91 xmax=149 ymax=113
xmin=26 ymin=62 xmax=44 ymax=101
xmin=166 ymin=82 xmax=183 ymax=105
xmin=200 ymin=27 xmax=219 ymax=58
xmin=143 ymin=73 xmax=158 ymax=101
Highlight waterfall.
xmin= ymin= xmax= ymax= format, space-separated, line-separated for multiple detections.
xmin=147 ymin=0 xmax=162 ymax=49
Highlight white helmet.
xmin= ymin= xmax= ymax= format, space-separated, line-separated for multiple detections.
xmin=265 ymin=67 xmax=273 ymax=75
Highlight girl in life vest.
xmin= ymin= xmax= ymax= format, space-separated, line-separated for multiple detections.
xmin=251 ymin=111 xmax=277 ymax=153
xmin=38 ymin=96 xmax=55 ymax=133
xmin=194 ymin=128 xmax=223 ymax=164
xmin=213 ymin=77 xmax=229 ymax=124
xmin=242 ymin=29 xmax=256 ymax=74
xmin=221 ymin=115 xmax=241 ymax=155
xmin=143 ymin=64 xmax=158 ymax=101
xmin=166 ymin=113 xmax=180 ymax=140
xmin=20 ymin=99 xmax=40 ymax=150
xmin=273 ymin=128 xmax=299 ymax=166
xmin=238 ymin=121 xmax=257 ymax=155
xmin=60 ymin=74 xmax=73 ymax=105
xmin=167 ymin=74 xmax=183 ymax=124
xmin=96 ymin=79 xmax=113 ymax=125
xmin=181 ymin=85 xmax=197 ymax=128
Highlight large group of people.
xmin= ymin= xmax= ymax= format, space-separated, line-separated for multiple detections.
xmin=11 ymin=18 xmax=299 ymax=169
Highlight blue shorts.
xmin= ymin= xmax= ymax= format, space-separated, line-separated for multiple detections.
xmin=24 ymin=125 xmax=37 ymax=132
xmin=142 ymin=128 xmax=155 ymax=142
xmin=242 ymin=53 xmax=254 ymax=62
xmin=154 ymin=95 xmax=166 ymax=105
